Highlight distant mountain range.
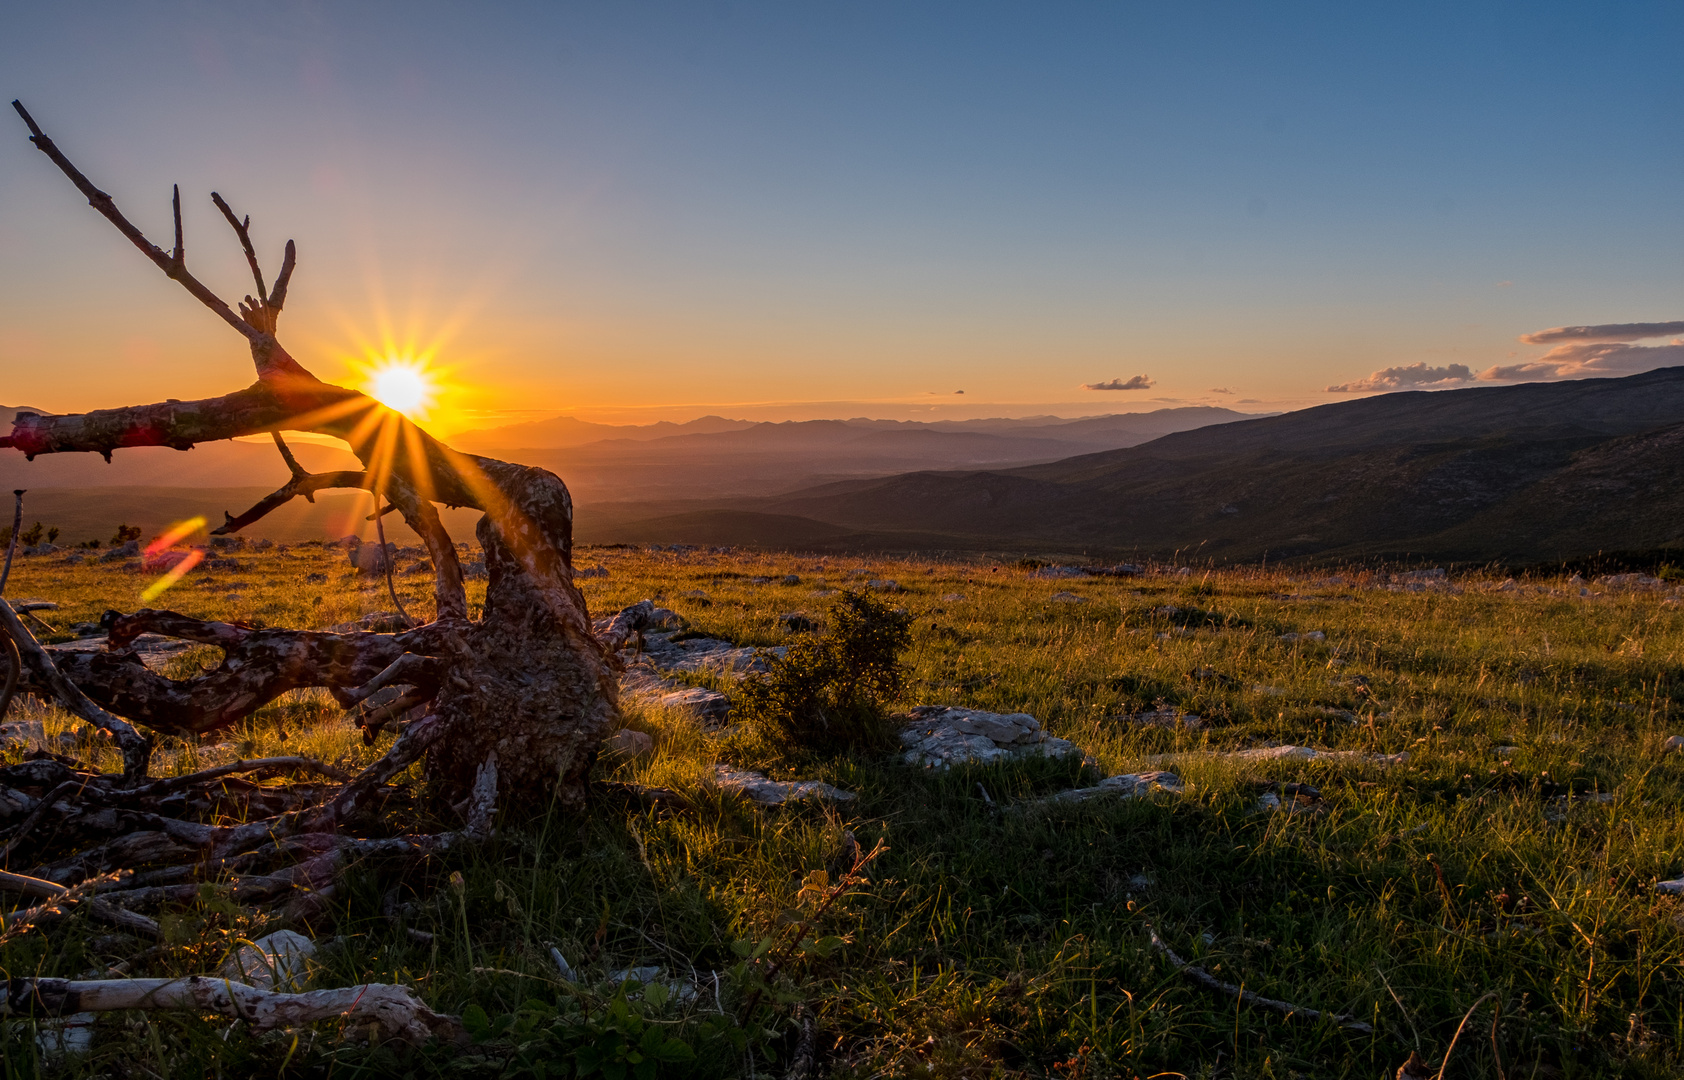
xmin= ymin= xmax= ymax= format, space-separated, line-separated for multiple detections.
xmin=0 ymin=405 xmax=1251 ymax=505
xmin=0 ymin=403 xmax=1252 ymax=544
xmin=577 ymin=368 xmax=1684 ymax=565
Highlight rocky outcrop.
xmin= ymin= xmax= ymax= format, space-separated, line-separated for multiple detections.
xmin=896 ymin=705 xmax=1083 ymax=768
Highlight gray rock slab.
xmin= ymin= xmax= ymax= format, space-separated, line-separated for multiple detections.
xmin=713 ymin=765 xmax=855 ymax=805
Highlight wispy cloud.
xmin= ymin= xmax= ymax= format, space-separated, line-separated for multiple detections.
xmin=1518 ymin=321 xmax=1684 ymax=345
xmin=1084 ymin=375 xmax=1153 ymax=391
xmin=1327 ymin=362 xmax=1473 ymax=393
xmin=1208 ymin=387 xmax=1234 ymax=394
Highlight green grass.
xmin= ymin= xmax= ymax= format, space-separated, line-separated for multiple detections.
xmin=5 ymin=544 xmax=1684 ymax=1077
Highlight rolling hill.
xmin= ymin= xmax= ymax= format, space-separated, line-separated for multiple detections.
xmin=581 ymin=368 xmax=1684 ymax=564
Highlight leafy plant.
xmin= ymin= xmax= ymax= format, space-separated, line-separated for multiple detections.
xmin=735 ymin=590 xmax=912 ymax=751
xmin=19 ymin=522 xmax=43 ymax=546
xmin=111 ymin=523 xmax=142 ymax=545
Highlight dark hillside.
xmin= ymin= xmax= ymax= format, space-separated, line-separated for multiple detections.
xmin=666 ymin=368 xmax=1684 ymax=562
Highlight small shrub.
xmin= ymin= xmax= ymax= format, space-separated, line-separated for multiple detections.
xmin=735 ymin=590 xmax=912 ymax=752
xmin=1660 ymin=563 xmax=1684 ymax=582
xmin=19 ymin=522 xmax=43 ymax=546
xmin=112 ymin=523 xmax=142 ymax=545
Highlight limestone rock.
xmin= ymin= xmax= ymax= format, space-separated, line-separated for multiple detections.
xmin=1145 ymin=744 xmax=1408 ymax=767
xmin=604 ymin=729 xmax=654 ymax=758
xmin=896 ymin=705 xmax=1082 ymax=769
xmin=222 ymin=930 xmax=316 ymax=991
xmin=713 ymin=764 xmax=855 ymax=805
xmin=1041 ymin=771 xmax=1183 ymax=803
xmin=654 ymin=686 xmax=731 ymax=725
xmin=1665 ymin=735 xmax=1684 ymax=752
xmin=349 ymin=542 xmax=396 ymax=575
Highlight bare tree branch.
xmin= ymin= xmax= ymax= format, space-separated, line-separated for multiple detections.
xmin=11 ymin=100 xmax=257 ymax=344
xmin=210 ymin=191 xmax=268 ymax=303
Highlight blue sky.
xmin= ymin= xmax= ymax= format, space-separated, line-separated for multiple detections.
xmin=2 ymin=2 xmax=1680 ymax=426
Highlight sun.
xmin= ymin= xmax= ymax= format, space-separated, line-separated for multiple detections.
xmin=366 ymin=358 xmax=436 ymax=417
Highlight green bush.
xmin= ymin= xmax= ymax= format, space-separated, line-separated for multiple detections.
xmin=735 ymin=590 xmax=912 ymax=752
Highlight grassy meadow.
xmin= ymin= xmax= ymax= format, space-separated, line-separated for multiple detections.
xmin=5 ymin=541 xmax=1684 ymax=1077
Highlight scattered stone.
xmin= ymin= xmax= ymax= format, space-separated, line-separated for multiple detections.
xmin=866 ymin=579 xmax=901 ymax=592
xmin=1279 ymin=630 xmax=1326 ymax=643
xmin=333 ymin=535 xmax=361 ymax=548
xmin=1040 ymin=771 xmax=1183 ymax=803
xmin=252 ymin=538 xmax=275 ymax=551
xmin=748 ymin=576 xmax=771 ymax=585
xmin=777 ymin=612 xmax=817 ymax=633
xmin=1398 ymin=567 xmax=1446 ymax=581
xmin=604 ymin=729 xmax=654 ymax=758
xmin=653 ymin=686 xmax=731 ymax=725
xmin=1028 ymin=565 xmax=1088 ymax=579
xmin=349 ymin=543 xmax=396 ymax=575
xmin=1147 ymin=744 xmax=1408 ymax=767
xmin=329 ymin=611 xmax=414 ymax=633
xmin=576 ymin=565 xmax=609 ymax=578
xmin=941 ymin=592 xmax=966 ymax=601
xmin=780 ymin=574 xmax=801 ymax=585
xmin=205 ymin=557 xmax=241 ymax=572
xmin=1049 ymin=591 xmax=1087 ymax=603
xmin=100 ymin=540 xmax=141 ymax=561
xmin=713 ymin=764 xmax=855 ymax=805
xmin=462 ymin=559 xmax=488 ymax=580
xmin=1599 ymin=573 xmax=1664 ymax=589
xmin=22 ymin=543 xmax=62 ymax=556
xmin=209 ymin=536 xmax=246 ymax=551
xmin=896 ymin=705 xmax=1083 ymax=769
xmin=1494 ymin=579 xmax=1517 ymax=592
xmin=0 ymin=720 xmax=47 ymax=751
xmin=1121 ymin=709 xmax=1204 ymax=730
xmin=305 ymin=572 xmax=328 ymax=584
xmin=1084 ymin=564 xmax=1142 ymax=577
xmin=1494 ymin=745 xmax=1520 ymax=757
xmin=1665 ymin=735 xmax=1684 ymax=753
xmin=222 ymin=930 xmax=316 ymax=992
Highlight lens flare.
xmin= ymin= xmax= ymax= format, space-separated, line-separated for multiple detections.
xmin=141 ymin=516 xmax=207 ymax=602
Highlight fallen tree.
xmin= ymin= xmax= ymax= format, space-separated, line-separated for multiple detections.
xmin=0 ymin=102 xmax=621 ymax=922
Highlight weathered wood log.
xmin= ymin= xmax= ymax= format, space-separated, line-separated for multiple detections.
xmin=2 ymin=101 xmax=620 ymax=812
xmin=0 ymin=976 xmax=464 ymax=1044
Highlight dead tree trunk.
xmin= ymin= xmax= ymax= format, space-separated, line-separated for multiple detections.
xmin=1 ymin=102 xmax=619 ymax=816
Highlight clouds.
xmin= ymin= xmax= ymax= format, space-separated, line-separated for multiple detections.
xmin=1518 ymin=321 xmax=1684 ymax=345
xmin=1479 ymin=340 xmax=1684 ymax=381
xmin=1326 ymin=363 xmax=1473 ymax=393
xmin=1326 ymin=319 xmax=1684 ymax=393
xmin=1085 ymin=375 xmax=1153 ymax=391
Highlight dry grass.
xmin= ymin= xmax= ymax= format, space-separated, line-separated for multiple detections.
xmin=4 ymin=542 xmax=1684 ymax=1077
